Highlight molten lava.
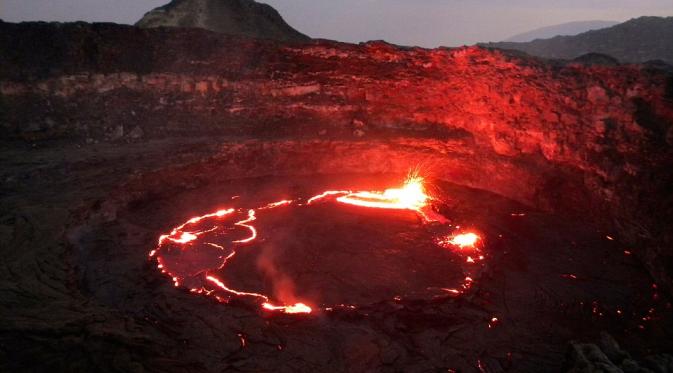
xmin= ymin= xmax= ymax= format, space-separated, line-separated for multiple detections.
xmin=337 ymin=175 xmax=428 ymax=211
xmin=150 ymin=174 xmax=484 ymax=314
xmin=262 ymin=302 xmax=313 ymax=314
xmin=437 ymin=231 xmax=485 ymax=268
xmin=445 ymin=233 xmax=480 ymax=248
xmin=331 ymin=174 xmax=448 ymax=223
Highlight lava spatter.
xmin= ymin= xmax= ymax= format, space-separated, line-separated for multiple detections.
xmin=150 ymin=174 xmax=484 ymax=314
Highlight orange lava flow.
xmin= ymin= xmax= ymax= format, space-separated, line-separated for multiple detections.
xmin=262 ymin=302 xmax=313 ymax=314
xmin=329 ymin=174 xmax=448 ymax=223
xmin=337 ymin=175 xmax=428 ymax=211
xmin=437 ymin=231 xmax=484 ymax=267
xmin=446 ymin=233 xmax=480 ymax=248
xmin=206 ymin=275 xmax=312 ymax=314
xmin=150 ymin=173 xmax=484 ymax=315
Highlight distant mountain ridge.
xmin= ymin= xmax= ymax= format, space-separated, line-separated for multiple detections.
xmin=483 ymin=16 xmax=673 ymax=64
xmin=504 ymin=20 xmax=619 ymax=42
xmin=136 ymin=0 xmax=309 ymax=42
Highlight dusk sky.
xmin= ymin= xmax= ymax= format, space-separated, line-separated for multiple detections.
xmin=1 ymin=0 xmax=671 ymax=46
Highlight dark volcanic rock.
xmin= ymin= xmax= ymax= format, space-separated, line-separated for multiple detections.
xmin=566 ymin=333 xmax=673 ymax=373
xmin=136 ymin=0 xmax=309 ymax=42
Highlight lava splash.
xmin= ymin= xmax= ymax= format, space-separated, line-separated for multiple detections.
xmin=150 ymin=174 xmax=483 ymax=314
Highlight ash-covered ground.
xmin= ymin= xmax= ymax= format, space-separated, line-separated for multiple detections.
xmin=2 ymin=138 xmax=672 ymax=372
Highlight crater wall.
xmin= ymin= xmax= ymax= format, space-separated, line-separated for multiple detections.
xmin=1 ymin=21 xmax=672 ymax=293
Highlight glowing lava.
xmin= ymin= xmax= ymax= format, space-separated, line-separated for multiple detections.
xmin=337 ymin=174 xmax=428 ymax=211
xmin=445 ymin=233 xmax=480 ymax=248
xmin=151 ymin=174 xmax=484 ymax=314
xmin=438 ymin=232 xmax=485 ymax=266
xmin=330 ymin=174 xmax=448 ymax=223
xmin=263 ymin=302 xmax=313 ymax=314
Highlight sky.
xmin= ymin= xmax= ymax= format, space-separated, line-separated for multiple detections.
xmin=1 ymin=0 xmax=671 ymax=47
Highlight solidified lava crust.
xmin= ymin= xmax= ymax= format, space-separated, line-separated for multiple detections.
xmin=81 ymin=168 xmax=673 ymax=372
xmin=150 ymin=175 xmax=487 ymax=314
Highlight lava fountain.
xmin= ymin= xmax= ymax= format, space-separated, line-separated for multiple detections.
xmin=150 ymin=173 xmax=483 ymax=314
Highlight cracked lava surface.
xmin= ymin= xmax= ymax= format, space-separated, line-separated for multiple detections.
xmin=4 ymin=141 xmax=672 ymax=372
xmin=151 ymin=174 xmax=485 ymax=314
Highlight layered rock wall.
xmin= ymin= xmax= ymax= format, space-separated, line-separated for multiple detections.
xmin=1 ymin=21 xmax=672 ymax=292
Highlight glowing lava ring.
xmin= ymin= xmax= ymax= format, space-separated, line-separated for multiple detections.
xmin=150 ymin=175 xmax=484 ymax=314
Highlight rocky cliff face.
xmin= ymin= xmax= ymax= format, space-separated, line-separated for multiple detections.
xmin=136 ymin=0 xmax=309 ymax=42
xmin=485 ymin=16 xmax=673 ymax=64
